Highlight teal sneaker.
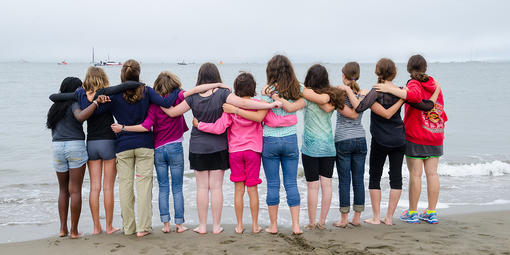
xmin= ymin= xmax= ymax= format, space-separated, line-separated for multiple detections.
xmin=400 ymin=210 xmax=419 ymax=224
xmin=419 ymin=210 xmax=438 ymax=224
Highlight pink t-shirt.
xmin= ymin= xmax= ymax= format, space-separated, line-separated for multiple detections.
xmin=198 ymin=101 xmax=297 ymax=153
xmin=141 ymin=90 xmax=189 ymax=149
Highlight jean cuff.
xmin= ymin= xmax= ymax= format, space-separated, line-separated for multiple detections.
xmin=353 ymin=204 xmax=365 ymax=212
xmin=340 ymin=206 xmax=350 ymax=214
xmin=174 ymin=217 xmax=184 ymax=225
xmin=160 ymin=214 xmax=170 ymax=223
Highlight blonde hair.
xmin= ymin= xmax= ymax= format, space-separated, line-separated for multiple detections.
xmin=83 ymin=67 xmax=109 ymax=92
xmin=153 ymin=71 xmax=182 ymax=96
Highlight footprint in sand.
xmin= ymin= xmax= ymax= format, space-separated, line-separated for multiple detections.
xmin=220 ymin=240 xmax=236 ymax=245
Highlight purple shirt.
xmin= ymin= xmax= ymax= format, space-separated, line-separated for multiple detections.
xmin=141 ymin=90 xmax=189 ymax=149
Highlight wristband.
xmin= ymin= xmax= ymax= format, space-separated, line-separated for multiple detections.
xmin=121 ymin=125 xmax=125 ymax=132
xmin=269 ymin=91 xmax=277 ymax=99
xmin=235 ymin=107 xmax=239 ymax=118
xmin=93 ymin=100 xmax=99 ymax=106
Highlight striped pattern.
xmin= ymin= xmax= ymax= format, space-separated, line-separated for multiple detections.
xmin=335 ymin=95 xmax=366 ymax=142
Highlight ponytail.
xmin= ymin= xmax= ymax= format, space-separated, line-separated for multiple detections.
xmin=407 ymin=54 xmax=429 ymax=82
xmin=410 ymin=71 xmax=429 ymax=82
xmin=121 ymin=59 xmax=144 ymax=103
xmin=342 ymin=62 xmax=361 ymax=95
xmin=348 ymin=80 xmax=360 ymax=95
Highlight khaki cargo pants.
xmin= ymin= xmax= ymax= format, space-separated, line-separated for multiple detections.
xmin=116 ymin=148 xmax=154 ymax=235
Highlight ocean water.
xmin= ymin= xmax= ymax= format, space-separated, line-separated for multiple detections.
xmin=0 ymin=61 xmax=509 ymax=243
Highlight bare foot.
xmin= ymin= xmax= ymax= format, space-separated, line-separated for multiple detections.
xmin=265 ymin=224 xmax=278 ymax=234
xmin=59 ymin=230 xmax=68 ymax=237
xmin=213 ymin=226 xmax=224 ymax=234
xmin=235 ymin=225 xmax=244 ymax=234
xmin=162 ymin=223 xmax=171 ymax=233
xmin=333 ymin=220 xmax=348 ymax=228
xmin=106 ymin=227 xmax=120 ymax=234
xmin=305 ymin=223 xmax=315 ymax=230
xmin=70 ymin=232 xmax=82 ymax=239
xmin=363 ymin=218 xmax=381 ymax=225
xmin=176 ymin=224 xmax=189 ymax=233
xmin=316 ymin=222 xmax=326 ymax=230
xmin=193 ymin=226 xmax=207 ymax=234
xmin=252 ymin=225 xmax=263 ymax=234
xmin=93 ymin=227 xmax=103 ymax=235
xmin=351 ymin=217 xmax=361 ymax=226
xmin=136 ymin=231 xmax=150 ymax=237
xmin=381 ymin=218 xmax=393 ymax=226
xmin=292 ymin=225 xmax=303 ymax=235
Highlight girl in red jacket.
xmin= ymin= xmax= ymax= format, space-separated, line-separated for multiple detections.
xmin=374 ymin=55 xmax=447 ymax=224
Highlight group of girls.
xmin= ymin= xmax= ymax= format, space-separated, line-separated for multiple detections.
xmin=47 ymin=54 xmax=446 ymax=239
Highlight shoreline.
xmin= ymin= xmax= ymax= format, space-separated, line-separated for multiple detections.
xmin=1 ymin=209 xmax=509 ymax=254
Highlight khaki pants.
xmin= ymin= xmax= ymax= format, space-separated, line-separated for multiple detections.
xmin=116 ymin=148 xmax=154 ymax=235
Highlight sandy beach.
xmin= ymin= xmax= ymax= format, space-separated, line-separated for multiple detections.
xmin=1 ymin=210 xmax=508 ymax=255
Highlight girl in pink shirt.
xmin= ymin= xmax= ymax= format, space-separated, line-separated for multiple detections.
xmin=194 ymin=72 xmax=296 ymax=234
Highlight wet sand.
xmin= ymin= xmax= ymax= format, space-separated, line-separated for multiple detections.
xmin=1 ymin=210 xmax=509 ymax=254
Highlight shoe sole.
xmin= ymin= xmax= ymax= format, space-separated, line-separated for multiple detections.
xmin=418 ymin=216 xmax=438 ymax=224
xmin=400 ymin=218 xmax=420 ymax=224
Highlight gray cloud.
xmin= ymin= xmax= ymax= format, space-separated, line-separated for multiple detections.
xmin=1 ymin=0 xmax=509 ymax=63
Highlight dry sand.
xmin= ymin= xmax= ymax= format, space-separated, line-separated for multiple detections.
xmin=1 ymin=210 xmax=509 ymax=255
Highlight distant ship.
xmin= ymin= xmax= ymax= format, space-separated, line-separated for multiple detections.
xmin=94 ymin=60 xmax=122 ymax=66
xmin=57 ymin=61 xmax=68 ymax=65
xmin=177 ymin=60 xmax=187 ymax=65
xmin=91 ymin=47 xmax=122 ymax=66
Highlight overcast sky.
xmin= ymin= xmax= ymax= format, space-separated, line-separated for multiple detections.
xmin=1 ymin=0 xmax=509 ymax=63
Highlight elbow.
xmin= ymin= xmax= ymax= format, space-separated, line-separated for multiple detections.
xmin=384 ymin=114 xmax=392 ymax=120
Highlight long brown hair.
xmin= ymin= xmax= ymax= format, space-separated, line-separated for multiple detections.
xmin=304 ymin=64 xmax=344 ymax=109
xmin=121 ymin=59 xmax=145 ymax=103
xmin=153 ymin=71 xmax=182 ymax=96
xmin=407 ymin=54 xmax=429 ymax=82
xmin=83 ymin=67 xmax=109 ymax=92
xmin=375 ymin=58 xmax=397 ymax=83
xmin=265 ymin=55 xmax=301 ymax=100
xmin=196 ymin=62 xmax=222 ymax=85
xmin=341 ymin=62 xmax=360 ymax=94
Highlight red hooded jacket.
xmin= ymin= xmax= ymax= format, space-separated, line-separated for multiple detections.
xmin=404 ymin=76 xmax=447 ymax=146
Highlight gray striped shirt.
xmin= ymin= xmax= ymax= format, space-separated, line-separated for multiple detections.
xmin=335 ymin=95 xmax=366 ymax=142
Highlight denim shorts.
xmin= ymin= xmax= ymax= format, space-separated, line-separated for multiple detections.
xmin=87 ymin=139 xmax=116 ymax=160
xmin=52 ymin=140 xmax=88 ymax=172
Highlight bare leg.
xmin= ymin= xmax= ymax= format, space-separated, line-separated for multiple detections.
xmin=382 ymin=189 xmax=402 ymax=225
xmin=234 ymin=182 xmax=245 ymax=234
xmin=56 ymin=172 xmax=69 ymax=237
xmin=247 ymin=186 xmax=261 ymax=233
xmin=103 ymin=158 xmax=119 ymax=234
xmin=364 ymin=189 xmax=381 ymax=224
xmin=194 ymin=170 xmax=209 ymax=234
xmin=352 ymin=211 xmax=361 ymax=226
xmin=69 ymin=164 xmax=86 ymax=239
xmin=306 ymin=181 xmax=319 ymax=228
xmin=265 ymin=205 xmax=278 ymax=234
xmin=318 ymin=176 xmax=332 ymax=228
xmin=406 ymin=157 xmax=424 ymax=212
xmin=88 ymin=160 xmax=103 ymax=234
xmin=210 ymin=170 xmax=225 ymax=234
xmin=290 ymin=205 xmax=302 ymax=234
xmin=334 ymin=212 xmax=349 ymax=227
xmin=424 ymin=157 xmax=440 ymax=211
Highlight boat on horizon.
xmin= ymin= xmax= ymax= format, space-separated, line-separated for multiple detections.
xmin=57 ymin=60 xmax=68 ymax=65
xmin=91 ymin=47 xmax=122 ymax=66
xmin=177 ymin=60 xmax=187 ymax=65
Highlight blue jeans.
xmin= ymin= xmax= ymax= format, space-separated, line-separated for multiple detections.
xmin=336 ymin=137 xmax=367 ymax=213
xmin=154 ymin=142 xmax=185 ymax=224
xmin=262 ymin=135 xmax=300 ymax=207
